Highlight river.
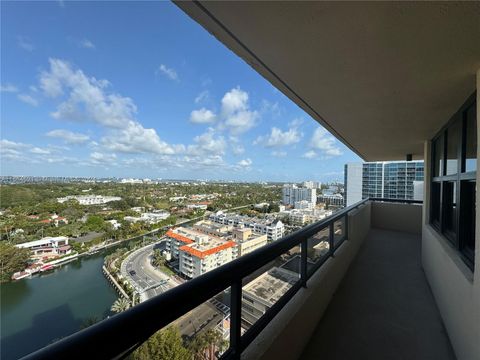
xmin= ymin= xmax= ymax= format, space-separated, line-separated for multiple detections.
xmin=1 ymin=252 xmax=119 ymax=360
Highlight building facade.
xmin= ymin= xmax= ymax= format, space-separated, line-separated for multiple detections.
xmin=16 ymin=236 xmax=72 ymax=257
xmin=209 ymin=211 xmax=285 ymax=241
xmin=165 ymin=227 xmax=236 ymax=279
xmin=282 ymin=184 xmax=317 ymax=206
xmin=344 ymin=161 xmax=424 ymax=206
xmin=232 ymin=228 xmax=268 ymax=257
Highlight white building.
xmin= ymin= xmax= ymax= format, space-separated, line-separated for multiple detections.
xmin=282 ymin=184 xmax=317 ymax=206
xmin=317 ymin=194 xmax=345 ymax=207
xmin=209 ymin=211 xmax=285 ymax=241
xmin=16 ymin=236 xmax=72 ymax=257
xmin=286 ymin=208 xmax=333 ymax=226
xmin=124 ymin=211 xmax=170 ymax=224
xmin=302 ymin=181 xmax=321 ymax=189
xmin=165 ymin=228 xmax=236 ymax=279
xmin=294 ymin=200 xmax=314 ymax=210
xmin=107 ymin=219 xmax=121 ymax=230
xmin=57 ymin=195 xmax=122 ymax=205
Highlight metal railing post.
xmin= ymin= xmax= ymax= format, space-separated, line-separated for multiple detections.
xmin=345 ymin=215 xmax=349 ymax=241
xmin=301 ymin=239 xmax=308 ymax=287
xmin=230 ymin=280 xmax=242 ymax=359
xmin=329 ymin=222 xmax=335 ymax=257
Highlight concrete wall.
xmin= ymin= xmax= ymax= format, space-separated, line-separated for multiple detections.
xmin=242 ymin=202 xmax=371 ymax=360
xmin=421 ymin=72 xmax=480 ymax=360
xmin=371 ymin=201 xmax=422 ymax=235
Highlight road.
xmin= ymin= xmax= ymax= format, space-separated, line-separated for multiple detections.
xmin=120 ymin=239 xmax=180 ymax=302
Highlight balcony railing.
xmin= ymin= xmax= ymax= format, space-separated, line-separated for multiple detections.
xmin=21 ymin=198 xmax=421 ymax=360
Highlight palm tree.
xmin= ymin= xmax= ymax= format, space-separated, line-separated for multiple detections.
xmin=111 ymin=297 xmax=131 ymax=313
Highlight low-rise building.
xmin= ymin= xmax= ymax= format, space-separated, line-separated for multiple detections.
xmin=107 ymin=219 xmax=121 ymax=230
xmin=16 ymin=236 xmax=72 ymax=257
xmin=193 ymin=220 xmax=232 ymax=237
xmin=124 ymin=211 xmax=170 ymax=224
xmin=57 ymin=195 xmax=121 ymax=205
xmin=294 ymin=200 xmax=314 ymax=210
xmin=317 ymin=194 xmax=345 ymax=207
xmin=209 ymin=212 xmax=284 ymax=241
xmin=232 ymin=228 xmax=268 ymax=257
xmin=165 ymin=227 xmax=236 ymax=279
xmin=242 ymin=267 xmax=299 ymax=325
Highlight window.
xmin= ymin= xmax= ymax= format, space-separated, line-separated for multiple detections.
xmin=430 ymin=93 xmax=476 ymax=270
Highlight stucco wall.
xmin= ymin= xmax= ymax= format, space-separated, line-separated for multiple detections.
xmin=371 ymin=201 xmax=422 ymax=235
xmin=421 ymin=73 xmax=480 ymax=360
xmin=242 ymin=202 xmax=371 ymax=360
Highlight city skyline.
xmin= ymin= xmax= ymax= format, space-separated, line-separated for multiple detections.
xmin=1 ymin=1 xmax=360 ymax=182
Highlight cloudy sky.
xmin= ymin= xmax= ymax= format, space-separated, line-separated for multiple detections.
xmin=1 ymin=1 xmax=360 ymax=182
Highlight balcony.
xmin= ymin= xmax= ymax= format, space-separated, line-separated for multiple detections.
xmin=21 ymin=199 xmax=457 ymax=360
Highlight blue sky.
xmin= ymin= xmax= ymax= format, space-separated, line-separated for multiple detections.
xmin=1 ymin=1 xmax=360 ymax=182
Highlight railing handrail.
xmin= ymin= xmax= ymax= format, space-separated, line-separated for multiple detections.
xmin=20 ymin=197 xmax=421 ymax=360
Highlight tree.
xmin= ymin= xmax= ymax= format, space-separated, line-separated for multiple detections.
xmin=152 ymin=249 xmax=166 ymax=268
xmin=0 ymin=242 xmax=31 ymax=282
xmin=110 ymin=297 xmax=131 ymax=313
xmin=132 ymin=326 xmax=191 ymax=360
xmin=189 ymin=329 xmax=227 ymax=360
xmin=85 ymin=215 xmax=105 ymax=232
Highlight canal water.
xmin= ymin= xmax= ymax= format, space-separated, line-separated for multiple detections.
xmin=1 ymin=252 xmax=119 ymax=360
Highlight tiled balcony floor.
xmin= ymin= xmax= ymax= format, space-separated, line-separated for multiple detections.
xmin=301 ymin=228 xmax=456 ymax=360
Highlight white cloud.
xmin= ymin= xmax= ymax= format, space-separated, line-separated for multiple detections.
xmin=90 ymin=151 xmax=117 ymax=165
xmin=271 ymin=150 xmax=287 ymax=157
xmin=30 ymin=147 xmax=51 ymax=155
xmin=302 ymin=150 xmax=317 ymax=159
xmin=190 ymin=108 xmax=216 ymax=124
xmin=230 ymin=136 xmax=245 ymax=155
xmin=288 ymin=118 xmax=304 ymax=128
xmin=46 ymin=129 xmax=90 ymax=144
xmin=194 ymin=90 xmax=210 ymax=104
xmin=221 ymin=87 xmax=258 ymax=134
xmin=17 ymin=94 xmax=39 ymax=106
xmin=102 ymin=121 xmax=176 ymax=155
xmin=17 ymin=36 xmax=34 ymax=51
xmin=0 ymin=84 xmax=18 ymax=93
xmin=308 ymin=128 xmax=342 ymax=157
xmin=79 ymin=39 xmax=95 ymax=49
xmin=156 ymin=64 xmax=178 ymax=81
xmin=187 ymin=128 xmax=226 ymax=156
xmin=254 ymin=127 xmax=301 ymax=147
xmin=39 ymin=59 xmax=175 ymax=155
xmin=237 ymin=158 xmax=252 ymax=167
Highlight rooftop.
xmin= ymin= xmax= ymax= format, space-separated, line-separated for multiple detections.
xmin=243 ymin=267 xmax=299 ymax=306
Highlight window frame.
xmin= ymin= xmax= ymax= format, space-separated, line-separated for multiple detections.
xmin=430 ymin=92 xmax=476 ymax=271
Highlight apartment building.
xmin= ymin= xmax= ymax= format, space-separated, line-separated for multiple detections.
xmin=193 ymin=220 xmax=233 ymax=237
xmin=232 ymin=228 xmax=268 ymax=257
xmin=209 ymin=211 xmax=285 ymax=241
xmin=282 ymin=184 xmax=317 ymax=206
xmin=344 ymin=161 xmax=424 ymax=206
xmin=317 ymin=194 xmax=345 ymax=207
xmin=165 ymin=227 xmax=236 ymax=279
xmin=294 ymin=200 xmax=314 ymax=210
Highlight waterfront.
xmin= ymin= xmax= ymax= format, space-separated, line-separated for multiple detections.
xmin=1 ymin=252 xmax=118 ymax=360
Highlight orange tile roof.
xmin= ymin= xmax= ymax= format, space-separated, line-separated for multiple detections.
xmin=179 ymin=241 xmax=237 ymax=259
xmin=166 ymin=230 xmax=194 ymax=244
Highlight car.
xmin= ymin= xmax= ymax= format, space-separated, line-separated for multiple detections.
xmin=129 ymin=270 xmax=136 ymax=276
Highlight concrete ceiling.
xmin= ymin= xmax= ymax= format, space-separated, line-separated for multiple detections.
xmin=175 ymin=1 xmax=480 ymax=161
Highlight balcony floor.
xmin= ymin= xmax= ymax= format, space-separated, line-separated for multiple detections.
xmin=301 ymin=228 xmax=456 ymax=360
